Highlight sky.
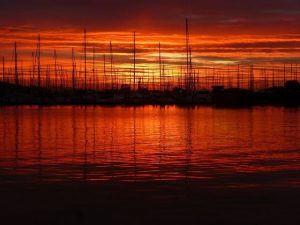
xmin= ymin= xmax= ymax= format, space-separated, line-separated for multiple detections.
xmin=1 ymin=0 xmax=300 ymax=34
xmin=0 ymin=0 xmax=300 ymax=81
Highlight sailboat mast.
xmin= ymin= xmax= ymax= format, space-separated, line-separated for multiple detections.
xmin=110 ymin=41 xmax=113 ymax=90
xmin=189 ymin=48 xmax=194 ymax=91
xmin=54 ymin=49 xmax=57 ymax=89
xmin=37 ymin=34 xmax=41 ymax=88
xmin=237 ymin=64 xmax=240 ymax=89
xmin=31 ymin=52 xmax=35 ymax=86
xmin=103 ymin=54 xmax=106 ymax=90
xmin=272 ymin=65 xmax=275 ymax=88
xmin=159 ymin=42 xmax=162 ymax=91
xmin=14 ymin=42 xmax=19 ymax=85
xmin=133 ymin=32 xmax=136 ymax=91
xmin=283 ymin=64 xmax=286 ymax=85
xmin=84 ymin=29 xmax=87 ymax=91
xmin=162 ymin=60 xmax=165 ymax=91
xmin=185 ymin=18 xmax=190 ymax=90
xmin=250 ymin=65 xmax=254 ymax=91
xmin=296 ymin=64 xmax=298 ymax=81
xmin=72 ymin=48 xmax=76 ymax=91
xmin=2 ymin=56 xmax=5 ymax=82
xmin=93 ymin=47 xmax=95 ymax=90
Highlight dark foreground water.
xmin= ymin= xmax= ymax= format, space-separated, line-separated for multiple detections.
xmin=0 ymin=106 xmax=300 ymax=224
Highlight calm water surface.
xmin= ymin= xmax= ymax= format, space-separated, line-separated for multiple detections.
xmin=0 ymin=106 xmax=300 ymax=187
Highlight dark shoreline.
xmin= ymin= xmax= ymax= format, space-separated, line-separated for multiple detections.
xmin=2 ymin=81 xmax=300 ymax=108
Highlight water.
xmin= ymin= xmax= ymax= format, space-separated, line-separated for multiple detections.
xmin=0 ymin=106 xmax=300 ymax=187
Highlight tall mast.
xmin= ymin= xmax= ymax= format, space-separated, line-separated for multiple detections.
xmin=133 ymin=32 xmax=136 ymax=91
xmin=2 ymin=56 xmax=5 ymax=82
xmin=37 ymin=34 xmax=41 ymax=88
xmin=54 ymin=49 xmax=57 ymax=89
xmin=264 ymin=68 xmax=267 ymax=89
xmin=272 ymin=65 xmax=275 ymax=87
xmin=84 ymin=28 xmax=87 ymax=91
xmin=60 ymin=65 xmax=63 ymax=88
xmin=159 ymin=42 xmax=162 ymax=91
xmin=31 ymin=52 xmax=35 ymax=86
xmin=14 ymin=42 xmax=19 ymax=85
xmin=20 ymin=60 xmax=24 ymax=85
xmin=237 ymin=64 xmax=240 ymax=89
xmin=185 ymin=18 xmax=190 ymax=90
xmin=189 ymin=48 xmax=194 ymax=91
xmin=72 ymin=48 xmax=76 ymax=91
xmin=103 ymin=54 xmax=106 ymax=90
xmin=283 ymin=64 xmax=286 ymax=85
xmin=227 ymin=65 xmax=231 ymax=88
xmin=180 ymin=66 xmax=183 ymax=88
xmin=46 ymin=65 xmax=50 ymax=88
xmin=110 ymin=41 xmax=113 ymax=90
xmin=186 ymin=18 xmax=189 ymax=80
xmin=296 ymin=64 xmax=298 ymax=81
xmin=93 ymin=47 xmax=96 ymax=90
xmin=162 ymin=60 xmax=165 ymax=91
xmin=250 ymin=65 xmax=254 ymax=91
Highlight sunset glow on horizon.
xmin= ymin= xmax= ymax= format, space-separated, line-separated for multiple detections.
xmin=1 ymin=0 xmax=300 ymax=89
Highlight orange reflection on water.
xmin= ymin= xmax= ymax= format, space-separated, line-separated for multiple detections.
xmin=0 ymin=106 xmax=300 ymax=187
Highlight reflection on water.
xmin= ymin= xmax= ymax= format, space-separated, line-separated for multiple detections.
xmin=0 ymin=106 xmax=300 ymax=186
